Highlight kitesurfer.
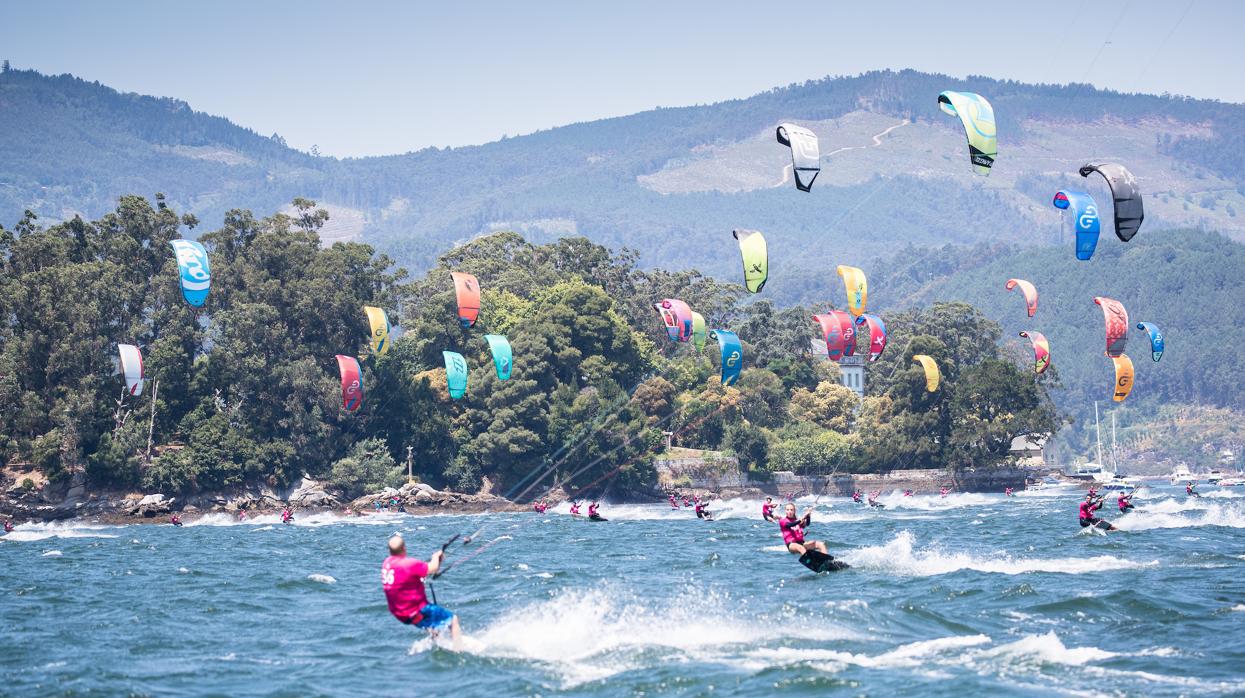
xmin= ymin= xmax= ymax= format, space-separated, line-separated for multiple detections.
xmin=867 ymin=490 xmax=884 ymax=508
xmin=1004 ymin=487 xmax=1014 ymax=497
xmin=903 ymin=489 xmax=913 ymax=497
xmin=940 ymin=487 xmax=949 ymax=498
xmin=683 ymin=496 xmax=693 ymax=508
xmin=588 ymin=502 xmax=606 ymax=521
xmin=169 ymin=514 xmax=183 ymax=527
xmin=1186 ymin=481 xmax=1200 ymax=498
xmin=238 ymin=509 xmax=247 ymax=522
xmin=694 ymin=498 xmax=713 ymax=520
xmin=852 ymin=490 xmax=863 ymax=504
xmin=761 ymin=497 xmax=777 ymax=522
xmin=381 ymin=533 xmax=461 ymax=651
xmin=1079 ymin=493 xmax=1115 ymax=531
xmin=4 ymin=520 xmax=13 ymax=533
xmin=569 ymin=501 xmax=582 ymax=517
xmin=779 ymin=503 xmax=828 ymax=556
xmin=1117 ymin=491 xmax=1135 ymax=513
xmin=668 ymin=493 xmax=679 ymax=509
xmin=281 ymin=508 xmax=294 ymax=524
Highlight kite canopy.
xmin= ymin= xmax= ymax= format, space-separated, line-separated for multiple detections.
xmin=118 ymin=343 xmax=144 ymax=396
xmin=1136 ymin=322 xmax=1164 ymax=363
xmin=1093 ymin=297 xmax=1129 ymax=357
xmin=364 ymin=306 xmax=391 ymax=355
xmin=335 ymin=354 xmax=363 ymax=411
xmin=912 ymin=355 xmax=941 ymax=392
xmin=691 ymin=312 xmax=707 ymax=352
xmin=443 ymin=351 xmax=468 ymax=399
xmin=854 ymin=314 xmax=888 ymax=362
xmin=813 ymin=311 xmax=856 ymax=361
xmin=450 ymin=272 xmax=481 ymax=328
xmin=1005 ymin=279 xmax=1038 ymax=317
xmin=1019 ymin=331 xmax=1051 ymax=375
xmin=710 ymin=329 xmax=743 ymax=386
xmin=1079 ymin=163 xmax=1144 ymax=242
xmin=732 ymin=229 xmax=769 ymax=293
xmin=938 ymin=91 xmax=996 ymax=175
xmin=653 ymin=299 xmax=694 ymax=342
xmin=776 ymin=123 xmax=820 ymax=192
xmin=836 ymin=265 xmax=868 ymax=317
xmin=1052 ymin=189 xmax=1101 ymax=261
xmin=1111 ymin=354 xmax=1135 ymax=402
xmin=169 ymin=239 xmax=211 ymax=307
xmin=484 ymin=335 xmax=512 ymax=380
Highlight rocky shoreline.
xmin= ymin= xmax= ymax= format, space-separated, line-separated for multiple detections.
xmin=1 ymin=474 xmax=523 ymax=525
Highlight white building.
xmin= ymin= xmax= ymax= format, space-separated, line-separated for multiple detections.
xmin=810 ymin=338 xmax=865 ymax=397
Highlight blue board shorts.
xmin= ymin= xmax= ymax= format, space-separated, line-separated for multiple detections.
xmin=412 ymin=604 xmax=454 ymax=630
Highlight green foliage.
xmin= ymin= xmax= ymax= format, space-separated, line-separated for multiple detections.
xmin=1 ymin=195 xmax=1062 ymax=499
xmin=329 ymin=437 xmax=404 ymax=499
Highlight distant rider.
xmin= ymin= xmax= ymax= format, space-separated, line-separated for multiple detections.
xmin=1186 ymin=481 xmax=1200 ymax=498
xmin=761 ymin=497 xmax=777 ymax=522
xmin=381 ymin=533 xmax=461 ymax=651
xmin=4 ymin=520 xmax=13 ymax=533
xmin=588 ymin=502 xmax=605 ymax=521
xmin=1079 ymin=493 xmax=1115 ymax=531
xmin=779 ymin=503 xmax=829 ymax=556
xmin=1117 ymin=491 xmax=1135 ymax=513
xmin=852 ymin=490 xmax=863 ymax=504
xmin=281 ymin=508 xmax=294 ymax=524
xmin=169 ymin=514 xmax=183 ymax=527
xmin=569 ymin=501 xmax=581 ymax=517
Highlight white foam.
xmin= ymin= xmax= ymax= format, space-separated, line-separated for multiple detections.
xmin=740 ymin=634 xmax=991 ymax=673
xmin=307 ymin=574 xmax=336 ymax=584
xmin=1115 ymin=502 xmax=1245 ymax=531
xmin=849 ymin=531 xmax=1158 ymax=576
xmin=42 ymin=550 xmax=63 ymax=557
xmin=1230 ymin=604 xmax=1245 ymax=612
xmin=455 ymin=586 xmax=857 ymax=687
xmin=977 ymin=631 xmax=1117 ymax=666
xmin=873 ymin=491 xmax=996 ymax=511
xmin=3 ymin=521 xmax=120 ymax=541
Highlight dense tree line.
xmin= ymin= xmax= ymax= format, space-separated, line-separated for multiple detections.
xmin=1 ymin=197 xmax=1058 ymax=498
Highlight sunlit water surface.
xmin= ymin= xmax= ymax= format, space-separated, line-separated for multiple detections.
xmin=3 ymin=485 xmax=1244 ymax=696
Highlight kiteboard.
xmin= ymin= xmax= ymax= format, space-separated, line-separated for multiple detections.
xmin=588 ymin=515 xmax=608 ymax=522
xmin=799 ymin=550 xmax=849 ymax=573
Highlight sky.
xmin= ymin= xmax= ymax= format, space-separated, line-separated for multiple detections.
xmin=1 ymin=0 xmax=1241 ymax=157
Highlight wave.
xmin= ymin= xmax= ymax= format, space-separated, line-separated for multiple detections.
xmin=848 ymin=531 xmax=1158 ymax=576
xmin=307 ymin=574 xmax=336 ymax=584
xmin=975 ymin=631 xmax=1117 ymax=666
xmin=871 ymin=491 xmax=997 ymax=511
xmin=739 ymin=634 xmax=992 ymax=673
xmin=2 ymin=521 xmax=120 ymax=541
xmin=430 ymin=586 xmax=858 ymax=688
xmin=1115 ymin=502 xmax=1245 ymax=531
xmin=184 ymin=511 xmax=405 ymax=527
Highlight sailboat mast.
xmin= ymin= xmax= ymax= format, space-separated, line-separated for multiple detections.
xmin=1111 ymin=412 xmax=1118 ymax=472
xmin=1094 ymin=402 xmax=1103 ymax=465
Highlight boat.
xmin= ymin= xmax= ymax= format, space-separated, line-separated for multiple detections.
xmin=1218 ymin=477 xmax=1244 ymax=487
xmin=1169 ymin=464 xmax=1193 ymax=485
xmin=1068 ymin=462 xmax=1106 ymax=481
xmin=1098 ymin=477 xmax=1140 ymax=492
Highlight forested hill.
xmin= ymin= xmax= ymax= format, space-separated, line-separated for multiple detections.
xmin=866 ymin=232 xmax=1245 ymax=466
xmin=3 ymin=64 xmax=1244 ymax=285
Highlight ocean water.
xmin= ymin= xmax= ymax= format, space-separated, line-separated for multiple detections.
xmin=2 ymin=485 xmax=1244 ymax=696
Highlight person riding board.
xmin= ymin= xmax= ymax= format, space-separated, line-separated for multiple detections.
xmin=281 ymin=508 xmax=294 ymax=524
xmin=381 ymin=533 xmax=461 ymax=651
xmin=940 ymin=487 xmax=949 ymax=498
xmin=852 ymin=490 xmax=863 ymax=504
xmin=238 ymin=509 xmax=247 ymax=522
xmin=588 ymin=501 xmax=606 ymax=521
xmin=1004 ymin=487 xmax=1014 ymax=497
xmin=1079 ymin=492 xmax=1115 ymax=531
xmin=169 ymin=514 xmax=183 ymax=527
xmin=1117 ymin=490 xmax=1136 ymax=514
xmin=903 ymin=489 xmax=913 ymax=497
xmin=569 ymin=501 xmax=582 ymax=517
xmin=867 ymin=490 xmax=883 ymax=508
xmin=4 ymin=520 xmax=14 ymax=533
xmin=668 ymin=493 xmax=679 ymax=509
xmin=778 ymin=503 xmax=828 ymax=556
xmin=694 ymin=498 xmax=713 ymax=520
xmin=761 ymin=497 xmax=777 ymax=522
xmin=1186 ymin=481 xmax=1200 ymax=498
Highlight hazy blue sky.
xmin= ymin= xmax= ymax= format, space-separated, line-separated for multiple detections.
xmin=2 ymin=0 xmax=1239 ymax=157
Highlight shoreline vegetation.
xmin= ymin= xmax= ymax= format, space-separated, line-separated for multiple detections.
xmin=2 ymin=196 xmax=1059 ymax=521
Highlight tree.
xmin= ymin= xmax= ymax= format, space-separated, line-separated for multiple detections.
xmin=330 ymin=437 xmax=403 ymax=499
